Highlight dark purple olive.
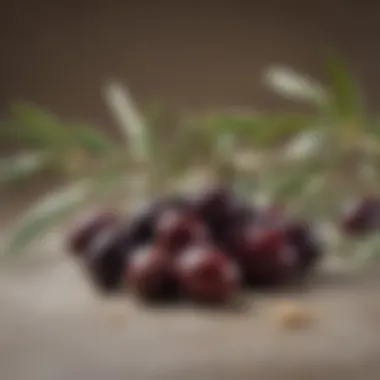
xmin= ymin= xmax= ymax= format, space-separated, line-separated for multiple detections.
xmin=155 ymin=208 xmax=209 ymax=254
xmin=126 ymin=245 xmax=177 ymax=303
xmin=283 ymin=218 xmax=323 ymax=277
xmin=174 ymin=244 xmax=241 ymax=304
xmin=191 ymin=185 xmax=237 ymax=225
xmin=249 ymin=203 xmax=323 ymax=279
xmin=256 ymin=207 xmax=323 ymax=279
xmin=230 ymin=223 xmax=297 ymax=287
xmin=341 ymin=197 xmax=380 ymax=235
xmin=67 ymin=209 xmax=120 ymax=256
xmin=83 ymin=228 xmax=128 ymax=293
xmin=191 ymin=187 xmax=257 ymax=250
xmin=121 ymin=195 xmax=192 ymax=248
xmin=208 ymin=204 xmax=256 ymax=254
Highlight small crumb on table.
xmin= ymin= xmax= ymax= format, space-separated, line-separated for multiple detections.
xmin=274 ymin=300 xmax=314 ymax=330
xmin=101 ymin=297 xmax=133 ymax=326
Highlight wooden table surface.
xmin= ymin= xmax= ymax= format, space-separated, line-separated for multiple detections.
xmin=1 ymin=246 xmax=380 ymax=380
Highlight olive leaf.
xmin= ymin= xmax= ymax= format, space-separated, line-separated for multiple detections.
xmin=5 ymin=162 xmax=133 ymax=257
xmin=0 ymin=151 xmax=48 ymax=184
xmin=154 ymin=115 xmax=216 ymax=178
xmin=9 ymin=102 xmax=72 ymax=148
xmin=103 ymin=82 xmax=151 ymax=163
xmin=265 ymin=155 xmax=329 ymax=203
xmin=324 ymin=51 xmax=365 ymax=122
xmin=70 ymin=124 xmax=117 ymax=157
xmin=199 ymin=112 xmax=318 ymax=148
xmin=4 ymin=57 xmax=380 ymax=264
xmin=6 ymin=180 xmax=92 ymax=256
xmin=263 ymin=65 xmax=327 ymax=107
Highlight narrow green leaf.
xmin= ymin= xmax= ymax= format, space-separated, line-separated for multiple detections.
xmin=200 ymin=112 xmax=317 ymax=148
xmin=5 ymin=164 xmax=131 ymax=256
xmin=324 ymin=52 xmax=364 ymax=121
xmin=143 ymin=102 xmax=167 ymax=128
xmin=282 ymin=129 xmax=325 ymax=161
xmin=263 ymin=66 xmax=327 ymax=107
xmin=254 ymin=114 xmax=318 ymax=147
xmin=103 ymin=82 xmax=150 ymax=163
xmin=0 ymin=152 xmax=48 ymax=184
xmin=268 ymin=157 xmax=328 ymax=201
xmin=6 ymin=180 xmax=91 ymax=256
xmin=0 ymin=121 xmax=24 ymax=140
xmin=10 ymin=102 xmax=71 ymax=148
xmin=151 ymin=115 xmax=216 ymax=177
xmin=71 ymin=124 xmax=116 ymax=157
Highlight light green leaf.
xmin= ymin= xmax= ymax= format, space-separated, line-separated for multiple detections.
xmin=10 ymin=102 xmax=71 ymax=148
xmin=324 ymin=52 xmax=364 ymax=121
xmin=0 ymin=151 xmax=49 ymax=184
xmin=103 ymin=82 xmax=150 ymax=163
xmin=283 ymin=129 xmax=325 ymax=161
xmin=6 ymin=180 xmax=92 ymax=256
xmin=263 ymin=66 xmax=327 ymax=107
xmin=200 ymin=112 xmax=317 ymax=148
xmin=143 ymin=101 xmax=167 ymax=128
xmin=5 ymin=164 xmax=131 ymax=256
xmin=71 ymin=124 xmax=116 ymax=157
xmin=268 ymin=157 xmax=328 ymax=202
xmin=255 ymin=114 xmax=319 ymax=146
xmin=151 ymin=116 xmax=215 ymax=177
xmin=211 ymin=133 xmax=237 ymax=182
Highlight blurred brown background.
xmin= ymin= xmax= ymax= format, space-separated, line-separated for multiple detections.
xmin=2 ymin=0 xmax=379 ymax=213
xmin=1 ymin=0 xmax=379 ymax=129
